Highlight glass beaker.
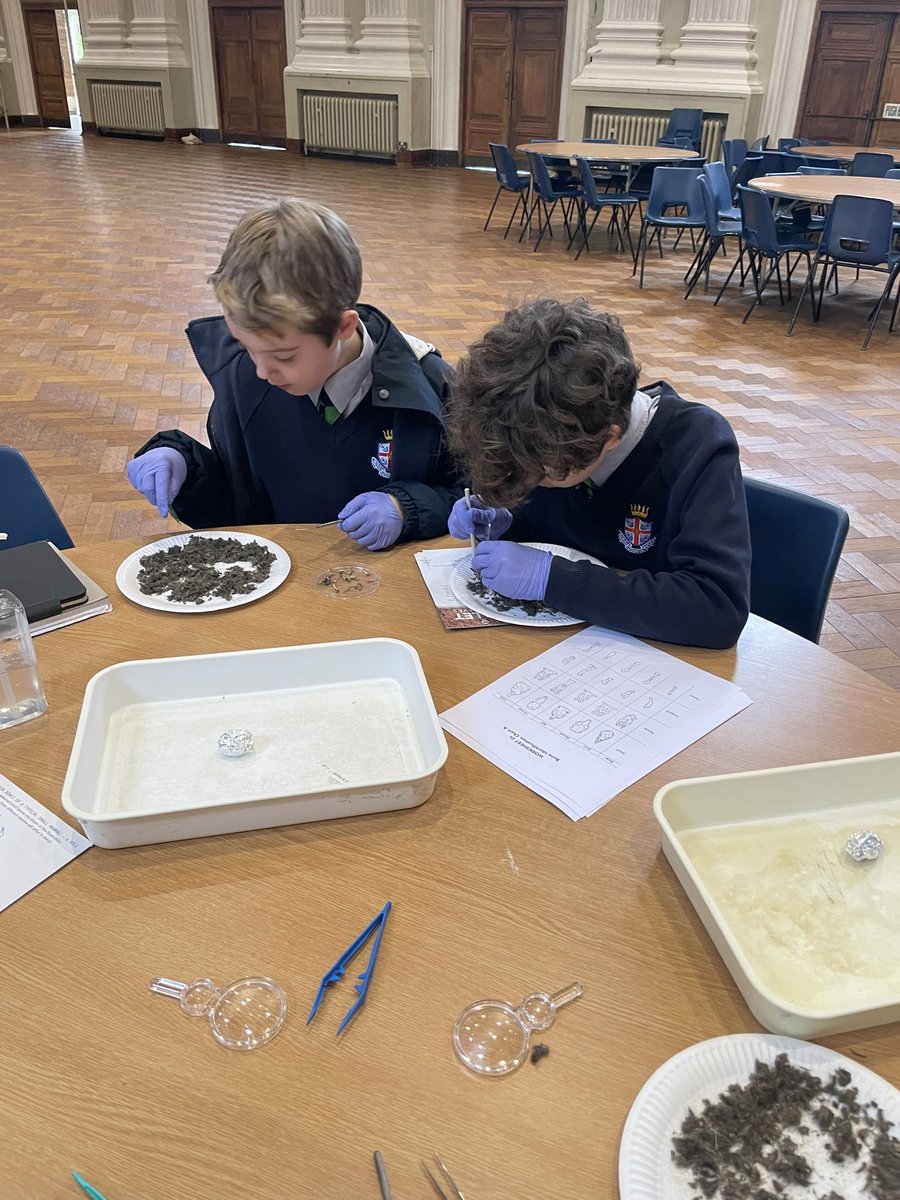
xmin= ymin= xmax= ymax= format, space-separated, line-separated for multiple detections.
xmin=0 ymin=589 xmax=47 ymax=730
xmin=453 ymin=981 xmax=583 ymax=1076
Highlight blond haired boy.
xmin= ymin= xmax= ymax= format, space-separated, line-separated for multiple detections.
xmin=127 ymin=199 xmax=459 ymax=548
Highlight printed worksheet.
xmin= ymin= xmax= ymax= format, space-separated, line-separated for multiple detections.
xmin=440 ymin=626 xmax=751 ymax=819
xmin=414 ymin=547 xmax=501 ymax=630
xmin=0 ymin=774 xmax=91 ymax=911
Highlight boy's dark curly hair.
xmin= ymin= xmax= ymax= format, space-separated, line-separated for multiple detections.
xmin=446 ymin=298 xmax=639 ymax=507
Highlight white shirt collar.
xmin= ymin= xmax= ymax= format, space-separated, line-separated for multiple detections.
xmin=588 ymin=389 xmax=659 ymax=487
xmin=310 ymin=320 xmax=375 ymax=417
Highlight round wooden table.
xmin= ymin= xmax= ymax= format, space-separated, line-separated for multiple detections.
xmin=7 ymin=527 xmax=900 ymax=1199
xmin=752 ymin=173 xmax=900 ymax=209
xmin=516 ymin=141 xmax=701 ymax=165
xmin=789 ymin=143 xmax=900 ymax=164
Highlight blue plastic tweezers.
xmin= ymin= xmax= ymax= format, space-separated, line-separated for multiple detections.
xmin=307 ymin=901 xmax=392 ymax=1035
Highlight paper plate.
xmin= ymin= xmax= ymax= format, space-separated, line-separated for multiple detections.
xmin=449 ymin=543 xmax=604 ymax=628
xmin=619 ymin=1032 xmax=900 ymax=1200
xmin=116 ymin=531 xmax=291 ymax=613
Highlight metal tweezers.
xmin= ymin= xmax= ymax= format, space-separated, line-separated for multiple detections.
xmin=307 ymin=901 xmax=391 ymax=1035
xmin=422 ymin=1153 xmax=466 ymax=1200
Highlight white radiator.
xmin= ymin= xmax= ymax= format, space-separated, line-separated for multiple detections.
xmin=90 ymin=81 xmax=165 ymax=136
xmin=302 ymin=94 xmax=398 ymax=158
xmin=589 ymin=111 xmax=725 ymax=163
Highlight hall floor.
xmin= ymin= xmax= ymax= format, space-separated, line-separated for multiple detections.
xmin=3 ymin=128 xmax=900 ymax=686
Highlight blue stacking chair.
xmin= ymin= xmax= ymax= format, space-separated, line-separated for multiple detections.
xmin=657 ymin=108 xmax=703 ymax=152
xmin=632 ymin=166 xmax=705 ymax=287
xmin=777 ymin=138 xmax=803 ymax=152
xmin=485 ymin=143 xmax=530 ymax=237
xmin=729 ymin=154 xmax=765 ymax=197
xmin=570 ymin=156 xmax=638 ymax=260
xmin=0 ymin=446 xmax=74 ymax=551
xmin=744 ymin=476 xmax=849 ymax=643
xmin=717 ymin=185 xmax=814 ymax=321
xmin=704 ymin=160 xmax=740 ymax=220
xmin=750 ymin=135 xmax=768 ymax=152
xmin=521 ymin=150 xmax=581 ymax=252
xmin=787 ymin=194 xmax=900 ymax=349
xmin=850 ymin=151 xmax=894 ymax=178
xmin=722 ymin=137 xmax=748 ymax=183
xmin=797 ymin=165 xmax=846 ymax=176
xmin=684 ymin=176 xmax=742 ymax=298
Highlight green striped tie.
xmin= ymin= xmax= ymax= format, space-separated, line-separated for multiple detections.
xmin=316 ymin=387 xmax=340 ymax=425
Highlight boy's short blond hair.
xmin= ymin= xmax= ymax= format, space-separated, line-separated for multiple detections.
xmin=209 ymin=199 xmax=363 ymax=341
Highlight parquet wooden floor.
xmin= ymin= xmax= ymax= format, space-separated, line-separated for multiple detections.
xmin=3 ymin=130 xmax=900 ymax=685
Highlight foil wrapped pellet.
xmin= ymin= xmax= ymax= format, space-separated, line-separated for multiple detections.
xmin=218 ymin=729 xmax=254 ymax=758
xmin=845 ymin=829 xmax=883 ymax=862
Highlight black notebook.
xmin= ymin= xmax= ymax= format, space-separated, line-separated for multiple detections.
xmin=0 ymin=541 xmax=88 ymax=622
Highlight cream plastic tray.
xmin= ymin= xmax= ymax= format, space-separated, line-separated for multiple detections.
xmin=654 ymin=751 xmax=900 ymax=1038
xmin=62 ymin=638 xmax=448 ymax=848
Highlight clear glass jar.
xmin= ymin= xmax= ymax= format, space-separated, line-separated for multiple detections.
xmin=0 ymin=589 xmax=47 ymax=730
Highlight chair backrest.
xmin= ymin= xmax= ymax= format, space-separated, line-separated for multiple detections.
xmin=777 ymin=137 xmax=801 ymax=151
xmin=750 ymin=135 xmax=768 ymax=152
xmin=797 ymin=165 xmax=847 ymax=176
xmin=721 ymin=137 xmax=748 ymax=180
xmin=756 ymin=149 xmax=795 ymax=175
xmin=582 ymin=137 xmax=618 ymax=144
xmin=697 ymin=176 xmax=731 ymax=237
xmin=0 ymin=446 xmax=74 ymax=551
xmin=525 ymin=149 xmax=568 ymax=201
xmin=729 ymin=154 xmax=765 ymax=192
xmin=887 ymin=167 xmax=900 ymax=179
xmin=646 ymin=166 xmax=705 ymax=221
xmin=744 ymin=476 xmax=849 ymax=643
xmin=850 ymin=151 xmax=894 ymax=177
xmin=488 ymin=143 xmax=526 ymax=191
xmin=820 ymin=194 xmax=896 ymax=266
xmin=737 ymin=184 xmax=781 ymax=255
xmin=659 ymin=107 xmax=703 ymax=150
xmin=703 ymin=160 xmax=735 ymax=214
xmin=575 ymin=156 xmax=602 ymax=209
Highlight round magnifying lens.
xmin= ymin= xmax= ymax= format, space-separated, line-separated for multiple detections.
xmin=452 ymin=982 xmax=583 ymax=1077
xmin=208 ymin=976 xmax=288 ymax=1051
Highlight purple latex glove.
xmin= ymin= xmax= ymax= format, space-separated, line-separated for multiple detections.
xmin=472 ymin=541 xmax=552 ymax=601
xmin=338 ymin=491 xmax=404 ymax=550
xmin=448 ymin=495 xmax=513 ymax=541
xmin=126 ymin=448 xmax=187 ymax=518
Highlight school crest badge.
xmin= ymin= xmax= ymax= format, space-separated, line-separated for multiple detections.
xmin=618 ymin=503 xmax=656 ymax=555
xmin=371 ymin=428 xmax=393 ymax=479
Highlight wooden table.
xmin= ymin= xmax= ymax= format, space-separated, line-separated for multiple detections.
xmin=789 ymin=143 xmax=900 ymax=164
xmin=8 ymin=527 xmax=900 ymax=1200
xmin=753 ymin=173 xmax=900 ymax=209
xmin=516 ymin=141 xmax=701 ymax=166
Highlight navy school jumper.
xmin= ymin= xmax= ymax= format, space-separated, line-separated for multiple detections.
xmin=134 ymin=305 xmax=461 ymax=540
xmin=508 ymin=383 xmax=751 ymax=649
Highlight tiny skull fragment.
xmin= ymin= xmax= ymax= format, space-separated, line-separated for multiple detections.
xmin=845 ymin=829 xmax=883 ymax=863
xmin=218 ymin=728 xmax=254 ymax=758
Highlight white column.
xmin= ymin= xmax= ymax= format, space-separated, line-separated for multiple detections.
xmin=587 ymin=0 xmax=663 ymax=67
xmin=289 ymin=0 xmax=354 ymax=69
xmin=0 ymin=5 xmax=8 ymax=62
xmin=757 ymin=0 xmax=817 ymax=142
xmin=431 ymin=0 xmax=460 ymax=149
xmin=558 ymin=0 xmax=593 ymax=134
xmin=129 ymin=0 xmax=188 ymax=65
xmin=186 ymin=0 xmax=217 ymax=128
xmin=0 ymin=0 xmax=37 ymax=109
xmin=78 ymin=0 xmax=130 ymax=62
xmin=670 ymin=0 xmax=759 ymax=86
xmin=353 ymin=0 xmax=428 ymax=77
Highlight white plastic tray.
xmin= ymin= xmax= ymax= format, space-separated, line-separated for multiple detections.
xmin=654 ymin=751 xmax=900 ymax=1037
xmin=62 ymin=639 xmax=448 ymax=848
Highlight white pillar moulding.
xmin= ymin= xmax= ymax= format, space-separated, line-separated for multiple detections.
xmin=670 ymin=0 xmax=760 ymax=89
xmin=586 ymin=0 xmax=663 ymax=67
xmin=128 ymin=0 xmax=189 ymax=65
xmin=430 ymin=0 xmax=460 ymax=150
xmin=0 ymin=5 xmax=9 ymax=62
xmin=186 ymin=0 xmax=217 ymax=129
xmin=289 ymin=0 xmax=354 ymax=70
xmin=0 ymin=0 xmax=37 ymax=109
xmin=77 ymin=0 xmax=130 ymax=62
xmin=757 ymin=0 xmax=817 ymax=143
xmin=353 ymin=0 xmax=428 ymax=78
xmin=558 ymin=0 xmax=593 ymax=134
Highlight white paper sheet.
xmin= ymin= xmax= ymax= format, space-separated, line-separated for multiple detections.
xmin=440 ymin=626 xmax=751 ymax=820
xmin=0 ymin=774 xmax=91 ymax=910
xmin=414 ymin=547 xmax=501 ymax=630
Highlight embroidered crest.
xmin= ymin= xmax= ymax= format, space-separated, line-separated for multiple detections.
xmin=371 ymin=429 xmax=393 ymax=479
xmin=618 ymin=502 xmax=657 ymax=555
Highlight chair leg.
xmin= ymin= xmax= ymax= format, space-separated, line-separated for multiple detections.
xmin=684 ymin=234 xmax=708 ymax=284
xmin=574 ymin=209 xmax=602 ymax=261
xmin=484 ymin=186 xmax=503 ymax=232
xmin=714 ymin=244 xmax=743 ymax=306
xmin=786 ymin=251 xmax=821 ymax=337
xmin=502 ymin=191 xmax=526 ymax=240
xmin=814 ymin=255 xmax=830 ymax=322
xmin=862 ymin=264 xmax=900 ymax=350
xmin=637 ymin=221 xmax=652 ymax=287
xmin=621 ymin=208 xmax=636 ymax=258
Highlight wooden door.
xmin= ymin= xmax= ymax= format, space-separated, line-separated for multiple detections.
xmin=23 ymin=8 xmax=70 ymax=128
xmin=211 ymin=3 xmax=287 ymax=145
xmin=461 ymin=3 xmax=565 ymax=165
xmin=799 ymin=11 xmax=893 ymax=143
xmin=872 ymin=16 xmax=900 ymax=150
